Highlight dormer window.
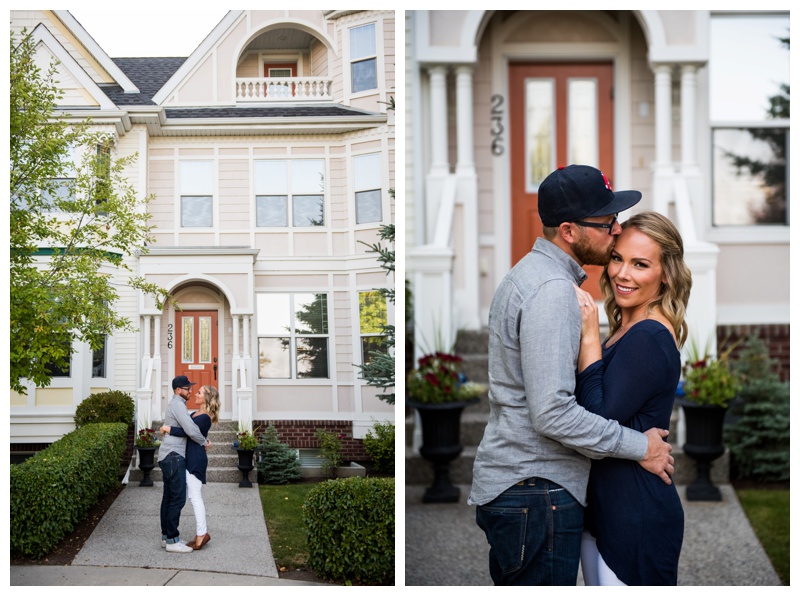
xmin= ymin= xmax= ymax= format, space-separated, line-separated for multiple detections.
xmin=350 ymin=23 xmax=377 ymax=93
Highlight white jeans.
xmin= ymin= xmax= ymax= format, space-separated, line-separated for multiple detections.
xmin=580 ymin=531 xmax=627 ymax=586
xmin=185 ymin=471 xmax=207 ymax=537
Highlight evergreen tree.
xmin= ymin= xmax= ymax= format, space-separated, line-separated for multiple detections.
xmin=256 ymin=425 xmax=301 ymax=484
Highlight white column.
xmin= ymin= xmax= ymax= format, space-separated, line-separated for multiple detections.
xmin=142 ymin=316 xmax=151 ymax=359
xmin=153 ymin=316 xmax=161 ymax=358
xmin=233 ymin=315 xmax=241 ymax=359
xmin=426 ymin=66 xmax=450 ymax=244
xmin=680 ymin=64 xmax=699 ymax=173
xmin=652 ymin=64 xmax=675 ymax=214
xmin=454 ymin=65 xmax=480 ymax=330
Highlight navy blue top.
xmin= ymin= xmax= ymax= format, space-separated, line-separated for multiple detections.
xmin=170 ymin=412 xmax=211 ymax=484
xmin=575 ymin=319 xmax=684 ymax=585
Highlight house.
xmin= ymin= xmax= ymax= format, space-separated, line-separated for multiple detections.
xmin=406 ymin=9 xmax=789 ymax=376
xmin=10 ymin=9 xmax=396 ymax=463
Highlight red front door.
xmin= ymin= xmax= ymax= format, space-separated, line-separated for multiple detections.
xmin=509 ymin=62 xmax=615 ymax=298
xmin=175 ymin=310 xmax=219 ymax=390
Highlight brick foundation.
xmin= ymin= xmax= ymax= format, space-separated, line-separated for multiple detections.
xmin=253 ymin=419 xmax=369 ymax=462
xmin=717 ymin=324 xmax=790 ymax=382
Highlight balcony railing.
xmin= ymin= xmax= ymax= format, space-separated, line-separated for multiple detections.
xmin=235 ymin=77 xmax=333 ymax=102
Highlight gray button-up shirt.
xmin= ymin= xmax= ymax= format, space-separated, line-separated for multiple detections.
xmin=468 ymin=238 xmax=647 ymax=507
xmin=158 ymin=394 xmax=208 ymax=462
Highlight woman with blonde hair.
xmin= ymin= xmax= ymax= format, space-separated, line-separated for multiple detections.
xmin=162 ymin=385 xmax=220 ymax=550
xmin=573 ymin=211 xmax=692 ymax=585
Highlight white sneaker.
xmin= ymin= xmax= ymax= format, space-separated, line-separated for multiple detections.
xmin=166 ymin=540 xmax=194 ymax=553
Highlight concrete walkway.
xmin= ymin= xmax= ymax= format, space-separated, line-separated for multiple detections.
xmin=405 ymin=483 xmax=783 ymax=586
xmin=11 ymin=482 xmax=330 ymax=586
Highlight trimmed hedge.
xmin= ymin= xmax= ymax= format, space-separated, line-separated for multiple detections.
xmin=74 ymin=390 xmax=134 ymax=427
xmin=10 ymin=422 xmax=127 ymax=557
xmin=303 ymin=476 xmax=394 ymax=585
xmin=363 ymin=421 xmax=395 ymax=474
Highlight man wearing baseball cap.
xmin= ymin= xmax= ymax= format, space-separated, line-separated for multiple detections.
xmin=469 ymin=165 xmax=674 ymax=585
xmin=158 ymin=375 xmax=210 ymax=553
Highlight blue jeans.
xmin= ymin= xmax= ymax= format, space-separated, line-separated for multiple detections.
xmin=475 ymin=477 xmax=584 ymax=585
xmin=159 ymin=452 xmax=187 ymax=541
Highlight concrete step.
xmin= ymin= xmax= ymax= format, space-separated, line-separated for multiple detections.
xmin=129 ymin=420 xmax=252 ymax=484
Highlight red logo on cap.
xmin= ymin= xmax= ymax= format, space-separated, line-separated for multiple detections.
xmin=600 ymin=171 xmax=613 ymax=191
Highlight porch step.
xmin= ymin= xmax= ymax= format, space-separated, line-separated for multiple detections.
xmin=129 ymin=420 xmax=249 ymax=484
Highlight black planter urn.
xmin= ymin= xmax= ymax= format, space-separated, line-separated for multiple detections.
xmin=236 ymin=448 xmax=255 ymax=487
xmin=408 ymin=398 xmax=479 ymax=503
xmin=678 ymin=398 xmax=726 ymax=501
xmin=136 ymin=447 xmax=157 ymax=487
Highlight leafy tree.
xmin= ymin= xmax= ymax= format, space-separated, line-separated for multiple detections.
xmin=10 ymin=30 xmax=168 ymax=393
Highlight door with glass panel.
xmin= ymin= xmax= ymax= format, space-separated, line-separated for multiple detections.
xmin=175 ymin=311 xmax=219 ymax=391
xmin=509 ymin=62 xmax=614 ymax=298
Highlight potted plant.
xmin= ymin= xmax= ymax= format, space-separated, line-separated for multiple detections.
xmin=233 ymin=423 xmax=259 ymax=487
xmin=407 ymin=351 xmax=485 ymax=503
xmin=677 ymin=339 xmax=741 ymax=501
xmin=134 ymin=426 xmax=160 ymax=487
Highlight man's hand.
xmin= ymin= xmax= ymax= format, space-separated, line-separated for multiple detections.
xmin=205 ymin=440 xmax=212 ymax=452
xmin=638 ymin=427 xmax=674 ymax=485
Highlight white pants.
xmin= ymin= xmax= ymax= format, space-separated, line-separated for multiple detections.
xmin=580 ymin=531 xmax=627 ymax=586
xmin=185 ymin=471 xmax=207 ymax=537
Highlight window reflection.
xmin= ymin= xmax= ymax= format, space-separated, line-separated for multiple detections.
xmin=526 ymin=79 xmax=555 ymax=191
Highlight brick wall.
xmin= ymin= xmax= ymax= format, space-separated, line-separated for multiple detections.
xmin=253 ymin=419 xmax=369 ymax=462
xmin=717 ymin=324 xmax=790 ymax=382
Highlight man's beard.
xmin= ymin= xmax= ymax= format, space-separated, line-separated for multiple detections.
xmin=572 ymin=230 xmax=613 ymax=266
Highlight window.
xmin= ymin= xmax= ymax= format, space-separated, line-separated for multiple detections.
xmin=180 ymin=161 xmax=213 ymax=227
xmin=354 ymin=153 xmax=382 ymax=224
xmin=92 ymin=335 xmax=107 ymax=378
xmin=41 ymin=145 xmax=79 ymax=211
xmin=710 ymin=13 xmax=789 ymax=226
xmin=350 ymin=23 xmax=377 ymax=93
xmin=257 ymin=293 xmax=329 ymax=379
xmin=359 ymin=290 xmax=388 ymax=375
xmin=255 ymin=160 xmax=325 ymax=227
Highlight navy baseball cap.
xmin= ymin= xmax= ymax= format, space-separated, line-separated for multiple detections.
xmin=538 ymin=165 xmax=642 ymax=227
xmin=172 ymin=375 xmax=197 ymax=390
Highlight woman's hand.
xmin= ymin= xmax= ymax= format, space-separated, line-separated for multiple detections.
xmin=574 ymin=285 xmax=601 ymax=372
xmin=160 ymin=425 xmax=170 ymax=435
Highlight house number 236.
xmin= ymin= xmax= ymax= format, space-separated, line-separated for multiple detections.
xmin=490 ymin=94 xmax=505 ymax=156
xmin=167 ymin=324 xmax=174 ymax=349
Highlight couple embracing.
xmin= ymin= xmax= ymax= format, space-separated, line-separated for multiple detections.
xmin=471 ymin=165 xmax=692 ymax=586
xmin=158 ymin=375 xmax=220 ymax=553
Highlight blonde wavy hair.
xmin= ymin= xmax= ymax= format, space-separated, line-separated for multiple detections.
xmin=202 ymin=385 xmax=221 ymax=424
xmin=600 ymin=211 xmax=692 ymax=348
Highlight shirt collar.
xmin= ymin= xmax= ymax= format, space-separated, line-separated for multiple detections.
xmin=532 ymin=237 xmax=589 ymax=285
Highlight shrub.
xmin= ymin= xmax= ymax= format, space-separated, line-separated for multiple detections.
xmin=315 ymin=428 xmax=343 ymax=478
xmin=363 ymin=421 xmax=395 ymax=474
xmin=257 ymin=425 xmax=300 ymax=485
xmin=303 ymin=477 xmax=395 ymax=585
xmin=725 ymin=337 xmax=790 ymax=482
xmin=74 ymin=390 xmax=134 ymax=427
xmin=11 ymin=423 xmax=127 ymax=557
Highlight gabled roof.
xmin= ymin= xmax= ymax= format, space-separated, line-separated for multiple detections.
xmin=103 ymin=58 xmax=187 ymax=106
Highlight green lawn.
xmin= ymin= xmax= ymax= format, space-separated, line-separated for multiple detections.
xmin=735 ymin=488 xmax=790 ymax=585
xmin=259 ymin=483 xmax=316 ymax=570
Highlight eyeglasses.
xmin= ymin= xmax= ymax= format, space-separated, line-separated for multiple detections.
xmin=572 ymin=215 xmax=618 ymax=235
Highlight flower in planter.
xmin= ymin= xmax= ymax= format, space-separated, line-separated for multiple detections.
xmin=407 ymin=351 xmax=486 ymax=404
xmin=135 ymin=427 xmax=160 ymax=448
xmin=234 ymin=423 xmax=259 ymax=450
xmin=681 ymin=339 xmax=741 ymax=408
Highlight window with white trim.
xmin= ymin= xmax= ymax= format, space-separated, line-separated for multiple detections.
xmin=354 ymin=153 xmax=382 ymax=224
xmin=255 ymin=160 xmax=325 ymax=227
xmin=257 ymin=293 xmax=329 ymax=379
xmin=358 ymin=290 xmax=388 ymax=376
xmin=710 ymin=13 xmax=789 ymax=226
xmin=180 ymin=161 xmax=213 ymax=227
xmin=350 ymin=23 xmax=377 ymax=93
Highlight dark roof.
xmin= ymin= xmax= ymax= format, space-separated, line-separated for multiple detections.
xmin=164 ymin=105 xmax=377 ymax=119
xmin=103 ymin=57 xmax=187 ymax=105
